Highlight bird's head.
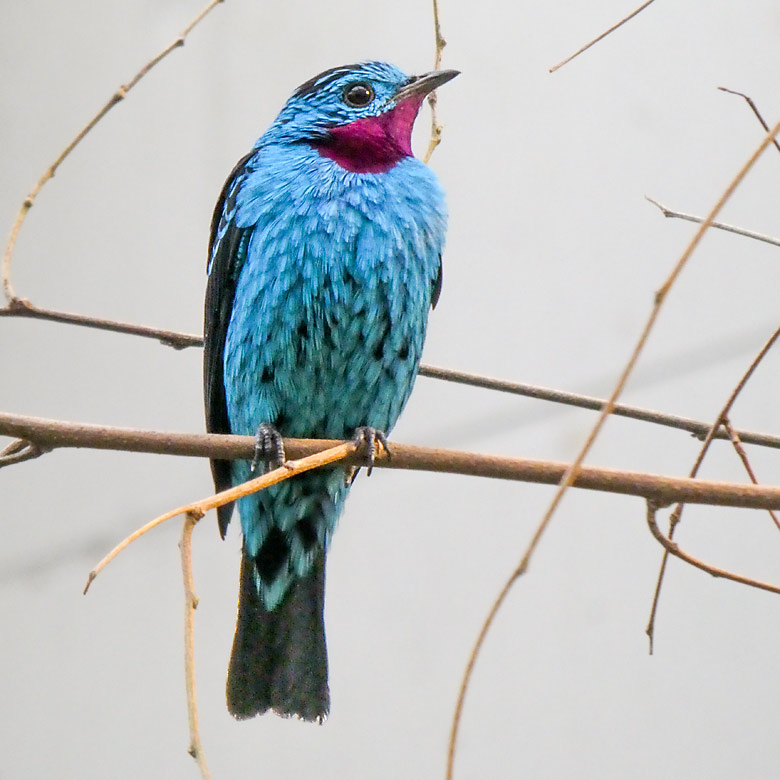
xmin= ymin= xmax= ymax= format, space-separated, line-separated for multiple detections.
xmin=264 ymin=61 xmax=459 ymax=173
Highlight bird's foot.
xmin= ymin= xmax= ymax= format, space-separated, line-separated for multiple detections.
xmin=250 ymin=422 xmax=286 ymax=473
xmin=351 ymin=426 xmax=391 ymax=477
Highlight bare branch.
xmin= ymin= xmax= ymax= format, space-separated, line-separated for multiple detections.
xmin=449 ymin=113 xmax=780 ymax=779
xmin=549 ymin=0 xmax=657 ymax=73
xmin=418 ymin=364 xmax=780 ymax=450
xmin=180 ymin=511 xmax=212 ymax=780
xmin=646 ymin=196 xmax=780 ymax=248
xmin=646 ymin=501 xmax=780 ymax=596
xmin=723 ymin=418 xmax=780 ymax=533
xmin=646 ymin=324 xmax=780 ymax=651
xmin=0 ymin=438 xmax=46 ymax=468
xmin=84 ymin=442 xmax=356 ymax=592
xmin=0 ymin=300 xmax=202 ymax=349
xmin=1 ymin=0 xmax=225 ymax=304
xmin=718 ymin=87 xmax=780 ymax=159
xmin=6 ymin=410 xmax=780 ymax=511
xmin=422 ymin=0 xmax=447 ymax=164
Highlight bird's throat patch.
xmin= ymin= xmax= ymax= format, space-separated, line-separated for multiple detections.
xmin=312 ymin=96 xmax=425 ymax=174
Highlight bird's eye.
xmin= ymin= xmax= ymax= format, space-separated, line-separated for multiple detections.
xmin=343 ymin=82 xmax=375 ymax=108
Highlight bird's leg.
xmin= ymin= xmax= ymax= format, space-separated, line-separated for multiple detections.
xmin=250 ymin=422 xmax=286 ymax=473
xmin=351 ymin=426 xmax=391 ymax=477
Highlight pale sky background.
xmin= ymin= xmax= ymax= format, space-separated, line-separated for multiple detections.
xmin=3 ymin=1 xmax=780 ymax=778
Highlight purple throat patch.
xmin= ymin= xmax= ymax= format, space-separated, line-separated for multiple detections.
xmin=313 ymin=96 xmax=425 ymax=174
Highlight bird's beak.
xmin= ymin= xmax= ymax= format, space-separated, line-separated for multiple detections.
xmin=392 ymin=69 xmax=460 ymax=103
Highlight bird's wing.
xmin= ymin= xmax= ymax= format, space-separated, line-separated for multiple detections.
xmin=431 ymin=253 xmax=443 ymax=309
xmin=204 ymin=151 xmax=255 ymax=538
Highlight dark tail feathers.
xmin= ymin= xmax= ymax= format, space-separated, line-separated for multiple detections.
xmin=226 ymin=549 xmax=329 ymax=721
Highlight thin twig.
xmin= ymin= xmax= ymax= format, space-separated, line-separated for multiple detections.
xmin=1 ymin=0 xmax=225 ymax=304
xmin=646 ymin=324 xmax=780 ymax=651
xmin=0 ymin=439 xmax=45 ymax=468
xmin=549 ymin=0 xmax=657 ymax=73
xmin=180 ymin=510 xmax=212 ymax=780
xmin=0 ymin=300 xmax=202 ymax=349
xmin=418 ymin=364 xmax=780 ymax=449
xmin=646 ymin=501 xmax=780 ymax=596
xmin=447 ymin=115 xmax=780 ymax=779
xmin=422 ymin=0 xmax=447 ymax=164
xmin=722 ymin=419 xmax=780 ymax=533
xmin=718 ymin=87 xmax=780 ymax=158
xmin=84 ymin=442 xmax=356 ymax=593
xmin=646 ymin=196 xmax=780 ymax=248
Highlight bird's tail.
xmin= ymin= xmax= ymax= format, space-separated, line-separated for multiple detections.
xmin=226 ymin=547 xmax=329 ymax=721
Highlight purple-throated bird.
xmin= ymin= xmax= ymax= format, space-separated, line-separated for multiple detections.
xmin=204 ymin=61 xmax=457 ymax=721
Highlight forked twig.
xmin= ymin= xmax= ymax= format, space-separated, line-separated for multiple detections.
xmin=1 ymin=0 xmax=225 ymax=304
xmin=447 ymin=115 xmax=780 ymax=779
xmin=646 ymin=196 xmax=780 ymax=248
xmin=718 ymin=87 xmax=780 ymax=158
xmin=422 ymin=0 xmax=447 ymax=164
xmin=0 ymin=439 xmax=45 ymax=468
xmin=646 ymin=501 xmax=780 ymax=596
xmin=646 ymin=324 xmax=780 ymax=652
xmin=549 ymin=0 xmax=657 ymax=73
xmin=83 ymin=441 xmax=356 ymax=593
xmin=722 ymin=419 xmax=780 ymax=533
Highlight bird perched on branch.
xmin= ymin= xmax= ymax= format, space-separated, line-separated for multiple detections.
xmin=204 ymin=61 xmax=458 ymax=721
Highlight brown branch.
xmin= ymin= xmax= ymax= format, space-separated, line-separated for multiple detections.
xmin=84 ymin=442 xmax=357 ymax=592
xmin=1 ymin=0 xmax=225 ymax=304
xmin=723 ymin=418 xmax=780 ymax=533
xmin=646 ymin=501 xmax=780 ymax=596
xmin=718 ymin=87 xmax=780 ymax=159
xmin=0 ymin=438 xmax=46 ymax=468
xmin=6 ymin=410 xmax=780 ymax=511
xmin=180 ymin=510 xmax=212 ymax=780
xmin=646 ymin=196 xmax=780 ymax=248
xmin=7 ymin=298 xmax=780 ymax=448
xmin=646 ymin=324 xmax=780 ymax=651
xmin=549 ymin=0 xmax=658 ymax=73
xmin=0 ymin=300 xmax=202 ymax=349
xmin=422 ymin=0 xmax=447 ymax=164
xmin=447 ymin=113 xmax=780 ymax=779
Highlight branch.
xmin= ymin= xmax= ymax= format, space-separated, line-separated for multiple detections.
xmin=447 ymin=112 xmax=780 ymax=780
xmin=718 ymin=87 xmax=780 ymax=159
xmin=0 ymin=300 xmax=202 ymax=349
xmin=6 ymin=411 xmax=780 ymax=509
xmin=6 ymin=297 xmax=780 ymax=449
xmin=1 ymin=0 xmax=225 ymax=304
xmin=646 ymin=501 xmax=780 ymax=596
xmin=549 ymin=0 xmax=658 ymax=73
xmin=645 ymin=324 xmax=780 ymax=650
xmin=180 ymin=511 xmax=211 ymax=780
xmin=646 ymin=196 xmax=780 ymax=248
xmin=422 ymin=0 xmax=447 ymax=164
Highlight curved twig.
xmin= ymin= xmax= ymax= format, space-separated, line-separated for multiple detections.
xmin=1 ymin=0 xmax=225 ymax=303
xmin=447 ymin=114 xmax=780 ymax=780
xmin=646 ymin=501 xmax=780 ymax=596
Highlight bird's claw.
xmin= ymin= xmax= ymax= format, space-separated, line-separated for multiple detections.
xmin=351 ymin=426 xmax=390 ymax=477
xmin=251 ymin=422 xmax=286 ymax=473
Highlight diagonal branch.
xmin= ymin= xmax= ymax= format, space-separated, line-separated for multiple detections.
xmin=447 ymin=113 xmax=780 ymax=780
xmin=549 ymin=0 xmax=658 ymax=73
xmin=1 ymin=0 xmax=225 ymax=303
xmin=645 ymin=324 xmax=780 ymax=651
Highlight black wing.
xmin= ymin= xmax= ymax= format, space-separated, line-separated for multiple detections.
xmin=204 ymin=151 xmax=255 ymax=538
xmin=431 ymin=254 xmax=443 ymax=309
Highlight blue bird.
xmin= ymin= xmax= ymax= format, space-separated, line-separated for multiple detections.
xmin=204 ymin=61 xmax=457 ymax=721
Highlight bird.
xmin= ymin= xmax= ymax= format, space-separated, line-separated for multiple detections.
xmin=204 ymin=61 xmax=458 ymax=722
